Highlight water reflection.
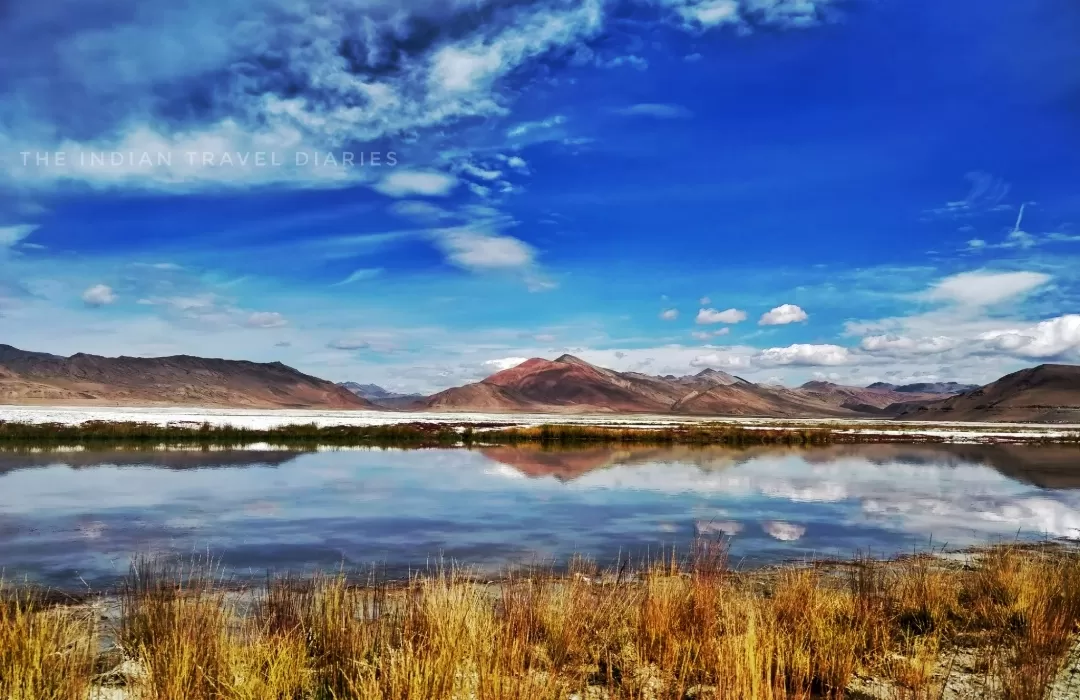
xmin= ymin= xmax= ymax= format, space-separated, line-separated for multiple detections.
xmin=0 ymin=444 xmax=1077 ymax=587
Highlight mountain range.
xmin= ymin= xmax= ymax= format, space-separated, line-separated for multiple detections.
xmin=422 ymin=354 xmax=950 ymax=417
xmin=892 ymin=364 xmax=1080 ymax=423
xmin=0 ymin=344 xmax=372 ymax=409
xmin=866 ymin=381 xmax=979 ymax=395
xmin=338 ymin=382 xmax=426 ymax=409
xmin=1 ymin=343 xmax=1078 ymax=423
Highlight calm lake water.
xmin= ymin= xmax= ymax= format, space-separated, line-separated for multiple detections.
xmin=2 ymin=443 xmax=1080 ymax=587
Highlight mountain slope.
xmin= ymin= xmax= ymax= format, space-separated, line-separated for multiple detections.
xmin=893 ymin=364 xmax=1080 ymax=423
xmin=422 ymin=355 xmax=963 ymax=417
xmin=795 ymin=381 xmax=943 ymax=414
xmin=0 ymin=344 xmax=374 ymax=409
xmin=339 ymin=382 xmax=425 ymax=409
xmin=867 ymin=381 xmax=979 ymax=395
xmin=671 ymin=381 xmax=854 ymax=417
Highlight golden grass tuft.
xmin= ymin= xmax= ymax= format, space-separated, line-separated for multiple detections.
xmin=0 ymin=583 xmax=96 ymax=700
xmin=3 ymin=543 xmax=1080 ymax=698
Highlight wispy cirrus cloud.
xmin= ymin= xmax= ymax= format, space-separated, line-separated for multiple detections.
xmin=373 ymin=171 xmax=458 ymax=198
xmin=922 ymin=270 xmax=1050 ymax=307
xmin=615 ymin=103 xmax=693 ymax=119
xmin=924 ymin=171 xmax=1012 ymax=220
xmin=0 ymin=0 xmax=842 ymax=193
xmin=0 ymin=224 xmax=38 ymax=249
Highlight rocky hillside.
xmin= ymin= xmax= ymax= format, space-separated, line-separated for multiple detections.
xmin=0 ymin=344 xmax=374 ymax=409
xmin=867 ymin=381 xmax=979 ymax=395
xmin=893 ymin=364 xmax=1080 ymax=423
xmin=422 ymin=355 xmax=954 ymax=418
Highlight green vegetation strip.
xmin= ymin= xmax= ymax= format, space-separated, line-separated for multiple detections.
xmin=2 ymin=420 xmax=1078 ymax=449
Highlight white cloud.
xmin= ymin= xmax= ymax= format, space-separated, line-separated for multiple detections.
xmin=483 ymin=357 xmax=529 ymax=372
xmin=373 ymin=170 xmax=458 ymax=198
xmin=755 ymin=344 xmax=850 ymax=367
xmin=327 ymin=338 xmax=370 ymax=351
xmin=459 ymin=162 xmax=503 ymax=181
xmin=978 ymin=315 xmax=1080 ymax=360
xmin=81 ymin=284 xmax=117 ymax=307
xmin=860 ymin=334 xmax=958 ymax=356
xmin=468 ymin=182 xmax=492 ymax=198
xmin=924 ymin=270 xmax=1051 ymax=307
xmin=615 ymin=103 xmax=693 ymax=119
xmin=690 ymin=352 xmax=754 ymax=370
xmin=502 ymin=155 xmax=529 ymax=172
xmin=0 ymin=224 xmax=39 ymax=248
xmin=435 ymin=229 xmax=536 ymax=271
xmin=696 ymin=307 xmax=747 ymax=325
xmin=12 ymin=121 xmax=370 ymax=192
xmin=390 ymin=201 xmax=453 ymax=222
xmin=692 ymin=328 xmax=730 ymax=340
xmin=762 ymin=521 xmax=806 ymax=542
xmin=699 ymin=296 xmax=711 ymax=305
xmin=662 ymin=0 xmax=838 ymax=29
xmin=1 ymin=0 xmax=837 ymax=194
xmin=759 ymin=304 xmax=808 ymax=326
xmin=506 ymin=115 xmax=568 ymax=139
xmin=245 ymin=311 xmax=288 ymax=329
xmin=660 ymin=308 xmax=679 ymax=321
xmin=334 ymin=268 xmax=383 ymax=285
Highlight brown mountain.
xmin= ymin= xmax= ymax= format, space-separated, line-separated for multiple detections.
xmin=425 ymin=355 xmax=684 ymax=413
xmin=893 ymin=364 xmax=1080 ymax=423
xmin=793 ymin=381 xmax=943 ymax=414
xmin=671 ymin=381 xmax=848 ymax=417
xmin=422 ymin=355 xmax=954 ymax=417
xmin=0 ymin=344 xmax=374 ymax=409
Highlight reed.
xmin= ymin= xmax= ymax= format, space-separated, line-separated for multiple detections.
xmin=2 ymin=544 xmax=1080 ymax=698
xmin=0 ymin=583 xmax=96 ymax=700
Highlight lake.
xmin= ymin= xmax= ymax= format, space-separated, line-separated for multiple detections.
xmin=2 ymin=443 xmax=1079 ymax=587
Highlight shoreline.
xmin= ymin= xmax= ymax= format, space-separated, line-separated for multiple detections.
xmin=3 ymin=404 xmax=1080 ymax=446
xmin=2 ymin=416 xmax=1079 ymax=447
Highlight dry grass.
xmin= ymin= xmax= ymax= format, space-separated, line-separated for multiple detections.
xmin=0 ymin=583 xmax=96 ymax=700
xmin=4 ymin=544 xmax=1080 ymax=699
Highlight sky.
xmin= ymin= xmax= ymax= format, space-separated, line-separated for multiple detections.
xmin=1 ymin=0 xmax=1079 ymax=393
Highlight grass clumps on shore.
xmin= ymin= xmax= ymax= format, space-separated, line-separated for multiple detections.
xmin=0 ymin=585 xmax=96 ymax=700
xmin=0 ymin=420 xmax=465 ymax=449
xmin=5 ymin=544 xmax=1080 ymax=698
xmin=0 ymin=419 xmax=953 ymax=451
xmin=479 ymin=424 xmax=842 ymax=447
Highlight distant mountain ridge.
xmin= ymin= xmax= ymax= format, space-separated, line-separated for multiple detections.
xmin=893 ymin=364 xmax=1080 ymax=423
xmin=338 ymin=382 xmax=425 ymax=409
xmin=6 ymin=343 xmax=1071 ymax=423
xmin=867 ymin=381 xmax=979 ymax=395
xmin=0 ymin=344 xmax=373 ymax=409
xmin=423 ymin=355 xmax=953 ymax=418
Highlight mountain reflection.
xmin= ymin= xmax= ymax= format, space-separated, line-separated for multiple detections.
xmin=0 ymin=448 xmax=304 ymax=473
xmin=478 ymin=444 xmax=1080 ymax=489
xmin=1 ymin=443 xmax=1079 ymax=587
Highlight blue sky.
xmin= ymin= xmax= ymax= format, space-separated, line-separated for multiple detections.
xmin=2 ymin=0 xmax=1079 ymax=392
